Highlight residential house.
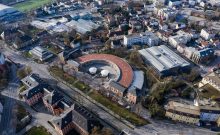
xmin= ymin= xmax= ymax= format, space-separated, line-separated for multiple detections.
xmin=129 ymin=19 xmax=143 ymax=31
xmin=156 ymin=30 xmax=172 ymax=42
xmin=13 ymin=34 xmax=33 ymax=49
xmin=191 ymin=48 xmax=215 ymax=64
xmin=157 ymin=8 xmax=177 ymax=21
xmin=199 ymin=68 xmax=220 ymax=91
xmin=124 ymin=31 xmax=159 ymax=47
xmin=169 ymin=32 xmax=191 ymax=48
xmin=0 ymin=28 xmax=18 ymax=41
xmin=200 ymin=29 xmax=216 ymax=40
xmin=127 ymin=87 xmax=139 ymax=104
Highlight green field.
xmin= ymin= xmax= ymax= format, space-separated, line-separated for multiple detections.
xmin=13 ymin=0 xmax=52 ymax=12
xmin=25 ymin=126 xmax=51 ymax=135
xmin=49 ymin=66 xmax=90 ymax=93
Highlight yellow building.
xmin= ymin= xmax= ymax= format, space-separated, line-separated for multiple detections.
xmin=165 ymin=101 xmax=200 ymax=125
xmin=199 ymin=69 xmax=220 ymax=91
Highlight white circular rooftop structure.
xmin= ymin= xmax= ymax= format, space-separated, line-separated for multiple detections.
xmin=89 ymin=67 xmax=97 ymax=74
xmin=101 ymin=69 xmax=109 ymax=77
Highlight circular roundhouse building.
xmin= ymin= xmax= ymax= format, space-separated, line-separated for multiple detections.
xmin=77 ymin=54 xmax=134 ymax=88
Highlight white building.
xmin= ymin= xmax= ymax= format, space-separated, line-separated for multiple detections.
xmin=169 ymin=32 xmax=191 ymax=48
xmin=157 ymin=8 xmax=177 ymax=21
xmin=124 ymin=32 xmax=159 ymax=47
xmin=168 ymin=0 xmax=182 ymax=7
xmin=200 ymin=29 xmax=216 ymax=40
xmin=0 ymin=53 xmax=5 ymax=65
xmin=66 ymin=19 xmax=99 ymax=34
xmin=30 ymin=46 xmax=53 ymax=61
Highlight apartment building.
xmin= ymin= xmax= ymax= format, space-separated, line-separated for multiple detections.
xmin=124 ymin=32 xmax=159 ymax=47
xmin=165 ymin=101 xmax=200 ymax=125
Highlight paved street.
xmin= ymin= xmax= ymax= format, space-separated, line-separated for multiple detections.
xmin=16 ymin=102 xmax=58 ymax=135
xmin=0 ymin=64 xmax=19 ymax=135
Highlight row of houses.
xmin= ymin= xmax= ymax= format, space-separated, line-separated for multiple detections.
xmin=20 ymin=74 xmax=102 ymax=135
xmin=165 ymin=100 xmax=220 ymax=127
xmin=168 ymin=29 xmax=218 ymax=64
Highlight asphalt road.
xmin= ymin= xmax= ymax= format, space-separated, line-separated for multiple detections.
xmin=0 ymin=64 xmax=19 ymax=135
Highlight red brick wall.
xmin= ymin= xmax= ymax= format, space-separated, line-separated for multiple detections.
xmin=25 ymin=92 xmax=43 ymax=106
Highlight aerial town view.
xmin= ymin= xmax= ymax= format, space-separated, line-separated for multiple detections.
xmin=0 ymin=0 xmax=220 ymax=135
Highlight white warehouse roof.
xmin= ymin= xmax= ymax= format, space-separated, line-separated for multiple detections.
xmin=0 ymin=4 xmax=18 ymax=17
xmin=129 ymin=71 xmax=144 ymax=90
xmin=139 ymin=45 xmax=190 ymax=73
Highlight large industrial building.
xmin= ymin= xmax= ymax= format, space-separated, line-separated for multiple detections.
xmin=0 ymin=4 xmax=22 ymax=22
xmin=139 ymin=45 xmax=190 ymax=76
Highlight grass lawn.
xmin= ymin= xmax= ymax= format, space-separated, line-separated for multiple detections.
xmin=23 ymin=51 xmax=32 ymax=59
xmin=17 ymin=104 xmax=29 ymax=121
xmin=13 ymin=0 xmax=52 ymax=12
xmin=88 ymin=91 xmax=149 ymax=126
xmin=74 ymin=81 xmax=90 ymax=93
xmin=49 ymin=66 xmax=90 ymax=93
xmin=25 ymin=126 xmax=51 ymax=135
xmin=19 ymin=84 xmax=27 ymax=93
xmin=199 ymin=84 xmax=220 ymax=99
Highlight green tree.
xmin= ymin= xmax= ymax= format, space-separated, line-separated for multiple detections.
xmin=17 ymin=66 xmax=32 ymax=79
xmin=129 ymin=51 xmax=143 ymax=67
xmin=91 ymin=127 xmax=113 ymax=135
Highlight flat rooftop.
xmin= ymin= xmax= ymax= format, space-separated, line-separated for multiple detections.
xmin=167 ymin=101 xmax=200 ymax=116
